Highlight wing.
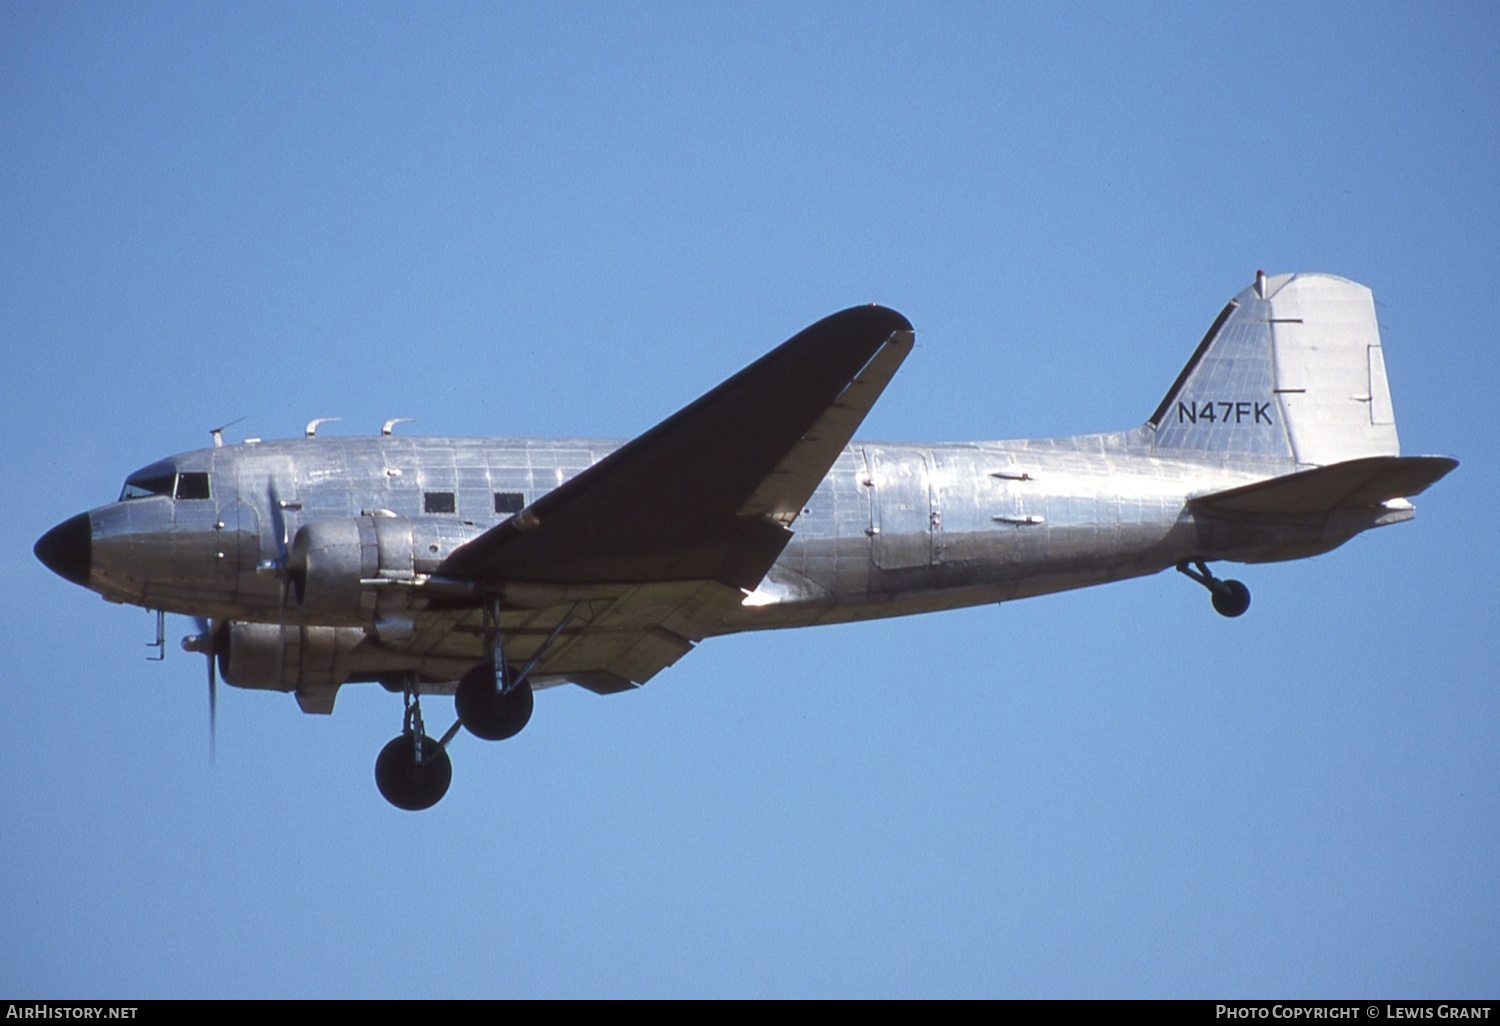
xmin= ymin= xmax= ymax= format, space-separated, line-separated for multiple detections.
xmin=440 ymin=304 xmax=914 ymax=590
xmin=412 ymin=305 xmax=914 ymax=690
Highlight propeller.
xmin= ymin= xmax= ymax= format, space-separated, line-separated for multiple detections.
xmin=266 ymin=481 xmax=295 ymax=691
xmin=179 ymin=480 xmax=298 ymax=758
xmin=267 ymin=481 xmax=291 ymax=571
xmin=182 ymin=617 xmax=226 ymax=759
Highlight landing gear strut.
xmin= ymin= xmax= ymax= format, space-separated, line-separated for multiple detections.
xmin=374 ymin=685 xmax=452 ymax=811
xmin=1176 ymin=560 xmax=1251 ymax=618
xmin=454 ymin=600 xmax=579 ymax=742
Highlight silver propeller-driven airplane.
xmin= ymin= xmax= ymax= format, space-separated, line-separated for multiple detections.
xmin=36 ymin=272 xmax=1456 ymax=809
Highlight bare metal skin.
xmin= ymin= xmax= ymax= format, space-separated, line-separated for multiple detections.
xmin=35 ymin=274 xmax=1456 ymax=808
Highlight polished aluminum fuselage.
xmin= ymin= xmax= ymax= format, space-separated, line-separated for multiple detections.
xmin=87 ymin=429 xmax=1401 ymax=638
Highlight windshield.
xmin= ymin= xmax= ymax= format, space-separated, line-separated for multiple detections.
xmin=120 ymin=473 xmax=175 ymax=501
xmin=119 ymin=462 xmax=210 ymax=502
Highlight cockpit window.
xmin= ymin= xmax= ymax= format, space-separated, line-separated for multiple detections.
xmin=175 ymin=472 xmax=211 ymax=500
xmin=119 ymin=464 xmax=211 ymax=502
xmin=120 ymin=473 xmax=176 ymax=501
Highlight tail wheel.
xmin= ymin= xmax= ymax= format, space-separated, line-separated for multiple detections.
xmin=1177 ymin=561 xmax=1252 ymax=618
xmin=1211 ymin=579 xmax=1251 ymax=618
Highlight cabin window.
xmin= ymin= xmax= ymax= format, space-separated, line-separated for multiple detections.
xmin=174 ymin=472 xmax=211 ymax=500
xmin=424 ymin=491 xmax=456 ymax=514
xmin=494 ymin=492 xmax=524 ymax=514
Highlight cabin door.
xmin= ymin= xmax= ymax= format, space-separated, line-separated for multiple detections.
xmin=865 ymin=447 xmax=933 ymax=570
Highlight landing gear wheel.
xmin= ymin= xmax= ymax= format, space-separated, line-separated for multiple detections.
xmin=374 ymin=732 xmax=452 ymax=811
xmin=1211 ymin=579 xmax=1251 ymax=618
xmin=455 ymin=662 xmax=534 ymax=741
xmin=1177 ymin=560 xmax=1252 ymax=619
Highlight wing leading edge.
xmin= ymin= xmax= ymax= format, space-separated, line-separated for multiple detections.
xmin=441 ymin=305 xmax=914 ymax=592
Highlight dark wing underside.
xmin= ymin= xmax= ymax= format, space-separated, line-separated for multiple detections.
xmin=440 ymin=304 xmax=914 ymax=591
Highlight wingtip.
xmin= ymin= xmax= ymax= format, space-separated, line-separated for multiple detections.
xmin=822 ymin=303 xmax=913 ymax=336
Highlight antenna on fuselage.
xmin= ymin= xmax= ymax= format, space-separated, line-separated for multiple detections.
xmin=305 ymin=417 xmax=342 ymax=438
xmin=381 ymin=418 xmax=414 ymax=436
xmin=209 ymin=416 xmax=246 ymax=448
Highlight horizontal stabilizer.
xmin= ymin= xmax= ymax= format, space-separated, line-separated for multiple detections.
xmin=1190 ymin=455 xmax=1458 ymax=516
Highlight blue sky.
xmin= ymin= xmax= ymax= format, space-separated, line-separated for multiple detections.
xmin=2 ymin=2 xmax=1496 ymax=998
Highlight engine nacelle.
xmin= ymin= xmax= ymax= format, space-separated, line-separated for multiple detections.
xmin=218 ymin=622 xmax=369 ymax=692
xmin=287 ymin=513 xmax=484 ymax=624
xmin=215 ymin=621 xmax=486 ymax=699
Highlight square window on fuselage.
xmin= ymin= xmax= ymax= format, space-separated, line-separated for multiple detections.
xmin=494 ymin=492 xmax=524 ymax=515
xmin=424 ymin=491 xmax=456 ymax=514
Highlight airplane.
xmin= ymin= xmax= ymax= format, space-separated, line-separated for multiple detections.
xmin=34 ymin=272 xmax=1457 ymax=810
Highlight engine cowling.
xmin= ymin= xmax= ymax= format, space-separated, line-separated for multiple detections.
xmin=215 ymin=620 xmax=484 ymax=697
xmin=286 ymin=513 xmax=484 ymax=624
xmin=218 ymin=622 xmax=368 ymax=692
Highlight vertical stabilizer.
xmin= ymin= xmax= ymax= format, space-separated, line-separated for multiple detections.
xmin=1148 ymin=273 xmax=1400 ymax=466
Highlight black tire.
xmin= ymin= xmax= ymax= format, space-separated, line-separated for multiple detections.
xmin=374 ymin=733 xmax=452 ymax=811
xmin=1211 ymin=579 xmax=1251 ymax=618
xmin=454 ymin=662 xmax=534 ymax=741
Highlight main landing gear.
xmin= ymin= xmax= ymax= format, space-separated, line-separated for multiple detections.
xmin=374 ymin=687 xmax=453 ymax=811
xmin=455 ymin=663 xmax=533 ymax=740
xmin=1176 ymin=560 xmax=1251 ymax=618
xmin=454 ymin=599 xmax=579 ymax=741
xmin=374 ymin=600 xmax=581 ymax=810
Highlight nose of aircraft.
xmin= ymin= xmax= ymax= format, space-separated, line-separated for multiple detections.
xmin=35 ymin=512 xmax=92 ymax=586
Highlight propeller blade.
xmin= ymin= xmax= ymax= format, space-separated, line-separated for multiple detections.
xmin=185 ymin=616 xmax=220 ymax=760
xmin=267 ymin=482 xmax=289 ymax=567
xmin=262 ymin=481 xmax=295 ymax=693
xmin=208 ymin=641 xmax=218 ymax=761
